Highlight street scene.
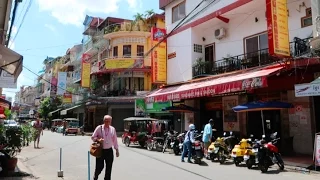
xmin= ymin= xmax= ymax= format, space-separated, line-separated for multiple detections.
xmin=14 ymin=131 xmax=320 ymax=180
xmin=0 ymin=0 xmax=320 ymax=179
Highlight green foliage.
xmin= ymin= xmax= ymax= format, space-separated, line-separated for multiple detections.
xmin=20 ymin=124 xmax=36 ymax=146
xmin=4 ymin=108 xmax=11 ymax=119
xmin=38 ymin=97 xmax=62 ymax=119
xmin=4 ymin=127 xmax=22 ymax=157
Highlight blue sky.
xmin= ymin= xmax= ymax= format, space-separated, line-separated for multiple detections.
xmin=4 ymin=0 xmax=163 ymax=101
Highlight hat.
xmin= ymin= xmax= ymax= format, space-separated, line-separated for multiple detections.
xmin=209 ymin=119 xmax=214 ymax=123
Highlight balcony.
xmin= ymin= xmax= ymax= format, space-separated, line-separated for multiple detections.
xmin=192 ymin=37 xmax=312 ymax=78
xmin=83 ymin=39 xmax=98 ymax=55
xmin=103 ymin=22 xmax=151 ymax=39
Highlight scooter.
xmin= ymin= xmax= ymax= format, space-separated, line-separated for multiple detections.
xmin=257 ymin=132 xmax=284 ymax=173
xmin=176 ymin=131 xmax=186 ymax=155
xmin=244 ymin=138 xmax=261 ymax=169
xmin=162 ymin=131 xmax=178 ymax=153
xmin=191 ymin=131 xmax=204 ymax=164
xmin=231 ymin=136 xmax=253 ymax=166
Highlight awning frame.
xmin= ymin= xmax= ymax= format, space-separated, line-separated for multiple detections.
xmin=60 ymin=105 xmax=81 ymax=116
xmin=48 ymin=109 xmax=61 ymax=117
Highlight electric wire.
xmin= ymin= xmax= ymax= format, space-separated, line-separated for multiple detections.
xmin=9 ymin=0 xmax=33 ymax=48
xmin=6 ymin=0 xmax=19 ymax=47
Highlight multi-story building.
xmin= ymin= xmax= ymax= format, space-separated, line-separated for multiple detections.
xmin=146 ymin=0 xmax=318 ymax=156
xmin=79 ymin=14 xmax=165 ymax=131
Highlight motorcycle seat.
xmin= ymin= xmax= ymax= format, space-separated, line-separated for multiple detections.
xmin=153 ymin=137 xmax=164 ymax=140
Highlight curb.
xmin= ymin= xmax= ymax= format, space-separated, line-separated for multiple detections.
xmin=16 ymin=158 xmax=37 ymax=178
xmin=284 ymin=164 xmax=320 ymax=175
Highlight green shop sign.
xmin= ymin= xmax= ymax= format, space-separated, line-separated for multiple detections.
xmin=135 ymin=99 xmax=146 ymax=116
xmin=146 ymin=101 xmax=172 ymax=113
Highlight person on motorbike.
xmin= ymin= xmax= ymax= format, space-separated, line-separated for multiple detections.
xmin=181 ymin=124 xmax=196 ymax=163
xmin=202 ymin=119 xmax=214 ymax=159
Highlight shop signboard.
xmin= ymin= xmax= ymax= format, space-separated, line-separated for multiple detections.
xmin=63 ymin=93 xmax=72 ymax=104
xmin=105 ymin=59 xmax=143 ymax=70
xmin=146 ymin=77 xmax=268 ymax=103
xmin=151 ymin=27 xmax=167 ymax=84
xmin=135 ymin=99 xmax=146 ymax=116
xmin=294 ymin=83 xmax=320 ymax=97
xmin=146 ymin=101 xmax=172 ymax=113
xmin=266 ymin=0 xmax=290 ymax=57
xmin=314 ymin=133 xmax=320 ymax=166
xmin=81 ymin=53 xmax=91 ymax=88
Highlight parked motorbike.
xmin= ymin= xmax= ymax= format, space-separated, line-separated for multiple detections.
xmin=257 ymin=132 xmax=284 ymax=173
xmin=174 ymin=132 xmax=186 ymax=155
xmin=162 ymin=130 xmax=178 ymax=153
xmin=217 ymin=132 xmax=238 ymax=164
xmin=244 ymin=138 xmax=261 ymax=169
xmin=231 ymin=136 xmax=253 ymax=166
xmin=80 ymin=126 xmax=85 ymax=136
xmin=191 ymin=131 xmax=204 ymax=164
xmin=146 ymin=135 xmax=165 ymax=152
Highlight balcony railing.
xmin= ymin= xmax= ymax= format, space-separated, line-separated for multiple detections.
xmin=103 ymin=22 xmax=150 ymax=35
xmin=192 ymin=37 xmax=312 ymax=78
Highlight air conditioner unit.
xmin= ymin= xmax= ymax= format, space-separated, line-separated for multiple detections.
xmin=215 ymin=28 xmax=226 ymax=40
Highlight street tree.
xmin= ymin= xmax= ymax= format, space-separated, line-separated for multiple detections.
xmin=38 ymin=97 xmax=62 ymax=121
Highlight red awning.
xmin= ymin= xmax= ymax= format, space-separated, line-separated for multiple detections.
xmin=146 ymin=65 xmax=284 ymax=103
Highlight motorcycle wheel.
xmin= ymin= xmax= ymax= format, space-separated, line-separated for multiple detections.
xmin=218 ymin=151 xmax=226 ymax=164
xmin=259 ymin=161 xmax=269 ymax=173
xmin=146 ymin=141 xmax=153 ymax=151
xmin=234 ymin=159 xmax=240 ymax=166
xmin=139 ymin=141 xmax=145 ymax=148
xmin=278 ymin=162 xmax=284 ymax=170
xmin=125 ymin=138 xmax=130 ymax=147
xmin=246 ymin=159 xmax=253 ymax=169
xmin=162 ymin=142 xmax=167 ymax=153
xmin=173 ymin=148 xmax=180 ymax=155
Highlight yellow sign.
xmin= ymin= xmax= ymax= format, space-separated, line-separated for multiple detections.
xmin=267 ymin=0 xmax=290 ymax=57
xmin=63 ymin=93 xmax=72 ymax=104
xmin=105 ymin=59 xmax=136 ymax=69
xmin=152 ymin=41 xmax=167 ymax=83
xmin=81 ymin=62 xmax=91 ymax=88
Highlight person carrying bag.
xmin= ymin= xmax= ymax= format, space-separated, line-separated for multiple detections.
xmin=90 ymin=126 xmax=103 ymax=157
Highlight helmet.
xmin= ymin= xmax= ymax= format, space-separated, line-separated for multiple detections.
xmin=189 ymin=124 xmax=195 ymax=130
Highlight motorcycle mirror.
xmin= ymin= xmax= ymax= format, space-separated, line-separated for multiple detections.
xmin=230 ymin=131 xmax=233 ymax=135
xmin=223 ymin=132 xmax=226 ymax=136
xmin=262 ymin=135 xmax=266 ymax=138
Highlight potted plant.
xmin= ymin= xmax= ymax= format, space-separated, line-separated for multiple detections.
xmin=193 ymin=57 xmax=208 ymax=75
xmin=3 ymin=127 xmax=22 ymax=171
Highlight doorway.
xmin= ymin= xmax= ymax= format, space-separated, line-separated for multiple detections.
xmin=313 ymin=96 xmax=320 ymax=133
xmin=205 ymin=44 xmax=215 ymax=73
xmin=247 ymin=110 xmax=281 ymax=138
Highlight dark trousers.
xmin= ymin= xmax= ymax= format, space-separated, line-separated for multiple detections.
xmin=94 ymin=148 xmax=114 ymax=180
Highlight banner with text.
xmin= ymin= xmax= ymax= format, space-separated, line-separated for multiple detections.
xmin=0 ymin=70 xmax=17 ymax=88
xmin=81 ymin=53 xmax=91 ymax=88
xmin=266 ymin=0 xmax=290 ymax=57
xmin=57 ymin=72 xmax=67 ymax=95
xmin=105 ymin=59 xmax=144 ymax=70
xmin=50 ymin=77 xmax=57 ymax=94
xmin=151 ymin=27 xmax=167 ymax=84
xmin=63 ymin=93 xmax=72 ymax=104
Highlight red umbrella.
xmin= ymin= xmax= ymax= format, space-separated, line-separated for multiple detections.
xmin=0 ymin=114 xmax=6 ymax=119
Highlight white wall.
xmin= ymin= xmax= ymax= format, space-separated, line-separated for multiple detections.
xmin=167 ymin=28 xmax=193 ymax=84
xmin=166 ymin=0 xmax=313 ymax=84
xmin=165 ymin=0 xmax=237 ymax=32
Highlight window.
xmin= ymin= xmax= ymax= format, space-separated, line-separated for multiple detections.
xmin=123 ymin=45 xmax=132 ymax=57
xmin=194 ymin=44 xmax=202 ymax=53
xmin=113 ymin=46 xmax=118 ymax=57
xmin=100 ymin=49 xmax=108 ymax=60
xmin=172 ymin=1 xmax=186 ymax=23
xmin=244 ymin=32 xmax=268 ymax=65
xmin=301 ymin=8 xmax=312 ymax=28
xmin=137 ymin=45 xmax=144 ymax=57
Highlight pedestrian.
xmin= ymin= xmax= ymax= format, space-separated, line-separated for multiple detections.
xmin=202 ymin=119 xmax=214 ymax=159
xmin=32 ymin=116 xmax=43 ymax=149
xmin=91 ymin=115 xmax=119 ymax=180
xmin=181 ymin=124 xmax=195 ymax=163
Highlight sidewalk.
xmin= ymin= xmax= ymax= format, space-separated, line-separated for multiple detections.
xmin=2 ymin=158 xmax=36 ymax=180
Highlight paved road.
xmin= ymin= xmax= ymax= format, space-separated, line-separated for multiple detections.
xmin=17 ymin=130 xmax=319 ymax=180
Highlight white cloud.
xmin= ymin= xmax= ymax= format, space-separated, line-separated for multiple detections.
xmin=126 ymin=0 xmax=142 ymax=11
xmin=44 ymin=24 xmax=56 ymax=32
xmin=37 ymin=0 xmax=121 ymax=26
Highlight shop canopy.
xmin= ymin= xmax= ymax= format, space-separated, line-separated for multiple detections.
xmin=232 ymin=101 xmax=293 ymax=112
xmin=0 ymin=45 xmax=23 ymax=82
xmin=162 ymin=104 xmax=199 ymax=113
xmin=146 ymin=65 xmax=284 ymax=103
xmin=48 ymin=108 xmax=61 ymax=117
xmin=60 ymin=105 xmax=81 ymax=116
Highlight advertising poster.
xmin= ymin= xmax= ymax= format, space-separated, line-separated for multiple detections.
xmin=151 ymin=27 xmax=167 ymax=84
xmin=81 ymin=53 xmax=91 ymax=88
xmin=57 ymin=72 xmax=67 ymax=95
xmin=266 ymin=0 xmax=290 ymax=57
xmin=135 ymin=99 xmax=146 ymax=116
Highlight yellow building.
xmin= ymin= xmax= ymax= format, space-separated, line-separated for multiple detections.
xmin=99 ymin=13 xmax=165 ymax=93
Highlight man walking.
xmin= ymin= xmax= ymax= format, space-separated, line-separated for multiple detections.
xmin=91 ymin=115 xmax=119 ymax=180
xmin=33 ymin=116 xmax=43 ymax=149
xmin=181 ymin=124 xmax=196 ymax=163
xmin=202 ymin=119 xmax=214 ymax=159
